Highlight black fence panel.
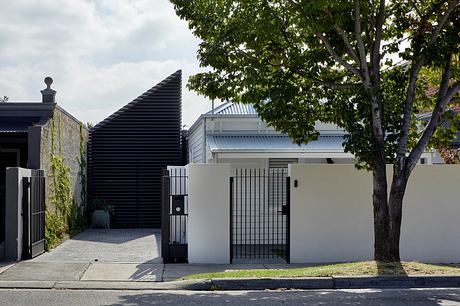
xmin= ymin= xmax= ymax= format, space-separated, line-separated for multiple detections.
xmin=161 ymin=167 xmax=188 ymax=263
xmin=230 ymin=168 xmax=290 ymax=263
xmin=22 ymin=169 xmax=45 ymax=260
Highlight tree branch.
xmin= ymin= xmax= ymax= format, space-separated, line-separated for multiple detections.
xmin=315 ymin=32 xmax=363 ymax=81
xmin=429 ymin=0 xmax=458 ymax=46
xmin=396 ymin=0 xmax=458 ymax=163
xmin=354 ymin=0 xmax=371 ymax=87
xmin=333 ymin=25 xmax=361 ymax=64
xmin=406 ymin=66 xmax=460 ymax=175
xmin=310 ymin=77 xmax=360 ymax=90
xmin=396 ymin=58 xmax=426 ymax=161
xmin=371 ymin=0 xmax=386 ymax=79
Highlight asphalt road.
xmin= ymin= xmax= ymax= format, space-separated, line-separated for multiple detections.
xmin=1 ymin=288 xmax=460 ymax=305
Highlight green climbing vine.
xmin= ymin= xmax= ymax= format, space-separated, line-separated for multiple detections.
xmin=45 ymin=113 xmax=87 ymax=250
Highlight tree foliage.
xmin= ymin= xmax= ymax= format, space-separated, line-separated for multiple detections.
xmin=172 ymin=0 xmax=459 ymax=168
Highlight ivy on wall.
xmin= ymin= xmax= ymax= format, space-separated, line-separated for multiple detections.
xmin=45 ymin=113 xmax=87 ymax=250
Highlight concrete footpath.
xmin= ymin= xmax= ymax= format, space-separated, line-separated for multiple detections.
xmin=1 ymin=229 xmax=459 ymax=291
xmin=1 ymin=261 xmax=460 ymax=291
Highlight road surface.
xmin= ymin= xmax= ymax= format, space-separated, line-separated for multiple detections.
xmin=1 ymin=288 xmax=460 ymax=305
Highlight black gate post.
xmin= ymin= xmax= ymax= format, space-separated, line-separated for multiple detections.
xmin=161 ymin=169 xmax=171 ymax=263
xmin=229 ymin=176 xmax=234 ymax=264
xmin=22 ymin=177 xmax=31 ymax=260
xmin=286 ymin=176 xmax=291 ymax=264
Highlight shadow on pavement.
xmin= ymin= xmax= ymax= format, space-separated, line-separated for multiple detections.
xmin=104 ymin=289 xmax=460 ymax=306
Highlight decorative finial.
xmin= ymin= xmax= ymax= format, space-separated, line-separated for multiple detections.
xmin=41 ymin=76 xmax=56 ymax=103
xmin=44 ymin=76 xmax=53 ymax=89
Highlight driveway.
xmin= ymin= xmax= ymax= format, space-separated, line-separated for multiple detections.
xmin=0 ymin=229 xmax=164 ymax=282
xmin=32 ymin=229 xmax=162 ymax=264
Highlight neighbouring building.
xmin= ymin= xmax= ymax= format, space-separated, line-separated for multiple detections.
xmin=187 ymin=101 xmax=435 ymax=170
xmin=187 ymin=101 xmax=355 ymax=170
xmin=88 ymin=71 xmax=183 ymax=228
xmin=0 ymin=77 xmax=87 ymax=257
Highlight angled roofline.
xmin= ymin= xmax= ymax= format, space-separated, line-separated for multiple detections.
xmin=92 ymin=70 xmax=182 ymax=131
xmin=55 ymin=105 xmax=87 ymax=130
xmin=0 ymin=102 xmax=55 ymax=111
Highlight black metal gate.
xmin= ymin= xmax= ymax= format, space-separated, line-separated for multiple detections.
xmin=22 ymin=169 xmax=46 ymax=260
xmin=161 ymin=167 xmax=188 ymax=263
xmin=230 ymin=168 xmax=290 ymax=263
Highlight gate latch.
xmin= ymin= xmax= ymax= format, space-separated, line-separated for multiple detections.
xmin=280 ymin=205 xmax=289 ymax=215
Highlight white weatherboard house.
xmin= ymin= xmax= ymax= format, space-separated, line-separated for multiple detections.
xmin=187 ymin=101 xmax=355 ymax=169
xmin=187 ymin=101 xmax=434 ymax=168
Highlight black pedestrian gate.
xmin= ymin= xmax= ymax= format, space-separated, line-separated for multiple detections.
xmin=22 ymin=169 xmax=46 ymax=260
xmin=161 ymin=168 xmax=188 ymax=263
xmin=230 ymin=168 xmax=290 ymax=263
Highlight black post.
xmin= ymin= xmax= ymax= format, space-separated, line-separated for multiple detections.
xmin=22 ymin=177 xmax=31 ymax=260
xmin=286 ymin=176 xmax=291 ymax=264
xmin=229 ymin=177 xmax=234 ymax=264
xmin=161 ymin=169 xmax=171 ymax=263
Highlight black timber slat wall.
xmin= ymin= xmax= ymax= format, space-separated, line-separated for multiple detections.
xmin=88 ymin=71 xmax=183 ymax=228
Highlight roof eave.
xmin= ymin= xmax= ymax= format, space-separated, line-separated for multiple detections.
xmin=187 ymin=113 xmax=260 ymax=136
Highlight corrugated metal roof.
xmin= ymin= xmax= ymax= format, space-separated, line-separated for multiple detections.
xmin=207 ymin=134 xmax=345 ymax=152
xmin=206 ymin=101 xmax=257 ymax=116
xmin=0 ymin=116 xmax=42 ymax=133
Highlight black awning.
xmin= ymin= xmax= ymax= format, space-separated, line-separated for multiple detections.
xmin=0 ymin=116 xmax=41 ymax=134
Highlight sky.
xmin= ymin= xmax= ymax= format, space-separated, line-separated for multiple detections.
xmin=0 ymin=0 xmax=214 ymax=127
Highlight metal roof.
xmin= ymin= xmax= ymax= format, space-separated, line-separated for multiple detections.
xmin=0 ymin=116 xmax=42 ymax=134
xmin=206 ymin=101 xmax=257 ymax=116
xmin=207 ymin=134 xmax=345 ymax=152
xmin=188 ymin=101 xmax=259 ymax=135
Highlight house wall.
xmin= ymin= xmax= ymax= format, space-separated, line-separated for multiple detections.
xmin=187 ymin=121 xmax=204 ymax=163
xmin=40 ymin=107 xmax=86 ymax=211
xmin=289 ymin=164 xmax=460 ymax=263
xmin=88 ymin=71 xmax=183 ymax=228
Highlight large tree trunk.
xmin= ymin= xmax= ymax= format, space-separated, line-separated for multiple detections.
xmin=373 ymin=162 xmax=409 ymax=262
xmin=387 ymin=170 xmax=409 ymax=261
xmin=372 ymin=162 xmax=392 ymax=261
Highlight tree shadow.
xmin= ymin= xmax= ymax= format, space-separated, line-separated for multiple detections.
xmin=376 ymin=261 xmax=408 ymax=276
xmin=103 ymin=288 xmax=456 ymax=306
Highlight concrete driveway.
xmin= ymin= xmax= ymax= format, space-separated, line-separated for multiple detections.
xmin=0 ymin=229 xmax=164 ymax=282
xmin=33 ymin=229 xmax=162 ymax=263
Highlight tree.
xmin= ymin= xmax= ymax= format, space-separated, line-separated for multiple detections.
xmin=171 ymin=0 xmax=460 ymax=261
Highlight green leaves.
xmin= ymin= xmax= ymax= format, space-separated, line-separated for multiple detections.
xmin=172 ymin=0 xmax=460 ymax=168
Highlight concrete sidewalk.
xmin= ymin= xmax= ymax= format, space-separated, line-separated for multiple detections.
xmin=0 ymin=261 xmax=302 ymax=282
xmin=1 ymin=261 xmax=460 ymax=291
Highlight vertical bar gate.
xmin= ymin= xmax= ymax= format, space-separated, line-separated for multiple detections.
xmin=22 ymin=169 xmax=46 ymax=260
xmin=230 ymin=168 xmax=290 ymax=263
xmin=161 ymin=167 xmax=188 ymax=263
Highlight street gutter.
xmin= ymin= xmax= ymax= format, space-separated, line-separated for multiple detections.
xmin=0 ymin=276 xmax=460 ymax=291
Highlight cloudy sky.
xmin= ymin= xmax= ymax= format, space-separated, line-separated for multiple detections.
xmin=0 ymin=0 xmax=213 ymax=127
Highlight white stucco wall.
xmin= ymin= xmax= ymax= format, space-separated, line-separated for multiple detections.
xmin=289 ymin=165 xmax=374 ymax=263
xmin=401 ymin=165 xmax=460 ymax=263
xmin=289 ymin=164 xmax=460 ymax=263
xmin=187 ymin=163 xmax=231 ymax=264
